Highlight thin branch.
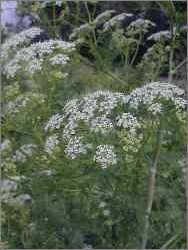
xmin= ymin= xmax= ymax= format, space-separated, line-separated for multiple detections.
xmin=174 ymin=58 xmax=187 ymax=72
xmin=130 ymin=32 xmax=142 ymax=66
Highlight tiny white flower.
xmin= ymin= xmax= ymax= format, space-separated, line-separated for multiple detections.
xmin=45 ymin=134 xmax=59 ymax=155
xmin=94 ymin=145 xmax=117 ymax=168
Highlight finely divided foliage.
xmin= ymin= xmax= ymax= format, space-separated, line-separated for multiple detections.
xmin=1 ymin=3 xmax=187 ymax=248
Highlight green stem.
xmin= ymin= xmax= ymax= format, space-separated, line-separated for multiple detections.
xmin=174 ymin=58 xmax=187 ymax=73
xmin=168 ymin=47 xmax=174 ymax=83
xmin=75 ymin=2 xmax=80 ymax=26
xmin=84 ymin=1 xmax=92 ymax=23
xmin=168 ymin=23 xmax=177 ymax=83
xmin=141 ymin=125 xmax=163 ymax=249
xmin=130 ymin=32 xmax=142 ymax=66
xmin=84 ymin=2 xmax=98 ymax=47
xmin=53 ymin=4 xmax=56 ymax=27
xmin=105 ymin=69 xmax=128 ymax=86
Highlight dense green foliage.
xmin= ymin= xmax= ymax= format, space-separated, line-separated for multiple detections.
xmin=1 ymin=1 xmax=187 ymax=249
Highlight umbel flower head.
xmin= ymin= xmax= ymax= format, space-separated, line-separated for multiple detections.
xmin=3 ymin=39 xmax=75 ymax=78
xmin=44 ymin=82 xmax=186 ymax=168
xmin=103 ymin=12 xmax=133 ymax=31
xmin=1 ymin=27 xmax=44 ymax=61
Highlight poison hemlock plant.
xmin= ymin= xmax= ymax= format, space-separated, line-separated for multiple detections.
xmin=1 ymin=2 xmax=187 ymax=248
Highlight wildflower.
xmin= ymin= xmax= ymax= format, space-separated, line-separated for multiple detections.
xmin=124 ymin=82 xmax=185 ymax=110
xmin=0 ymin=139 xmax=11 ymax=152
xmin=49 ymin=54 xmax=70 ymax=66
xmin=127 ymin=18 xmax=156 ymax=34
xmin=93 ymin=145 xmax=117 ymax=168
xmin=44 ymin=82 xmax=185 ymax=166
xmin=93 ymin=10 xmax=115 ymax=25
xmin=64 ymin=136 xmax=92 ymax=159
xmin=148 ymin=103 xmax=163 ymax=115
xmin=90 ymin=116 xmax=113 ymax=134
xmin=147 ymin=30 xmax=171 ymax=41
xmin=44 ymin=134 xmax=59 ymax=155
xmin=1 ymin=27 xmax=43 ymax=61
xmin=12 ymin=144 xmax=37 ymax=163
xmin=5 ymin=93 xmax=45 ymax=114
xmin=69 ymin=23 xmax=93 ymax=40
xmin=3 ymin=40 xmax=75 ymax=78
xmin=116 ymin=113 xmax=140 ymax=131
xmin=103 ymin=12 xmax=133 ymax=31
xmin=0 ymin=180 xmax=17 ymax=193
xmin=44 ymin=114 xmax=64 ymax=131
xmin=63 ymin=119 xmax=78 ymax=139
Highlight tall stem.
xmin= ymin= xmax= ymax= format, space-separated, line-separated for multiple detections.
xmin=84 ymin=1 xmax=92 ymax=23
xmin=130 ymin=32 xmax=142 ymax=66
xmin=84 ymin=1 xmax=98 ymax=47
xmin=168 ymin=46 xmax=174 ymax=83
xmin=141 ymin=125 xmax=163 ymax=249
xmin=168 ymin=23 xmax=176 ymax=83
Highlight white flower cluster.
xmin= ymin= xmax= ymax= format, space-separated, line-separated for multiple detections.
xmin=12 ymin=144 xmax=37 ymax=163
xmin=147 ymin=30 xmax=171 ymax=41
xmin=0 ymin=179 xmax=17 ymax=193
xmin=1 ymin=27 xmax=43 ymax=61
xmin=45 ymin=114 xmax=64 ymax=131
xmin=142 ymin=46 xmax=156 ymax=60
xmin=93 ymin=145 xmax=117 ymax=168
xmin=69 ymin=23 xmax=93 ymax=40
xmin=11 ymin=194 xmax=32 ymax=206
xmin=103 ymin=13 xmax=133 ymax=31
xmin=127 ymin=18 xmax=156 ymax=32
xmin=61 ymin=90 xmax=125 ymax=133
xmin=0 ymin=139 xmax=11 ymax=152
xmin=5 ymin=93 xmax=45 ymax=114
xmin=40 ymin=0 xmax=62 ymax=8
xmin=45 ymin=90 xmax=125 ymax=159
xmin=0 ymin=179 xmax=17 ymax=203
xmin=93 ymin=10 xmax=115 ymax=25
xmin=0 ymin=179 xmax=32 ymax=206
xmin=3 ymin=40 xmax=75 ymax=78
xmin=90 ymin=116 xmax=114 ymax=134
xmin=124 ymin=82 xmax=186 ymax=110
xmin=44 ymin=134 xmax=59 ymax=155
xmin=116 ymin=113 xmax=140 ymax=132
xmin=64 ymin=136 xmax=92 ymax=159
xmin=44 ymin=82 xmax=185 ymax=165
xmin=49 ymin=54 xmax=70 ymax=66
xmin=69 ymin=10 xmax=115 ymax=39
xmin=148 ymin=103 xmax=163 ymax=115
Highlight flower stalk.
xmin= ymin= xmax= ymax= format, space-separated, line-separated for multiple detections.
xmin=141 ymin=124 xmax=163 ymax=249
